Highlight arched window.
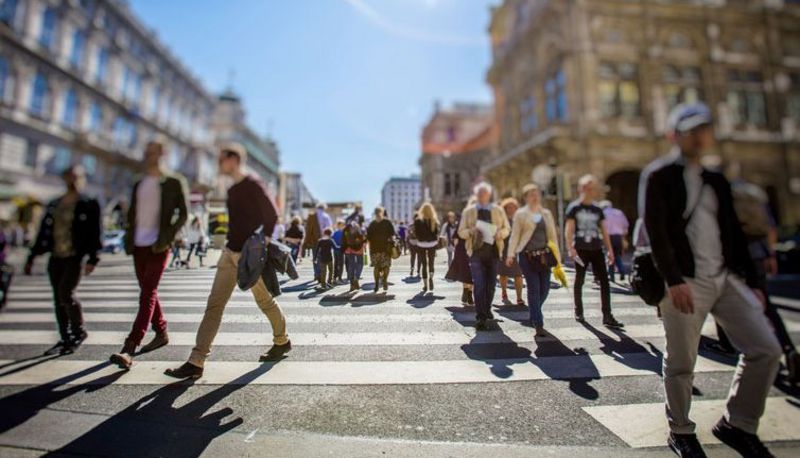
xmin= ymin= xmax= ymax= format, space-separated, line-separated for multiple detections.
xmin=29 ymin=72 xmax=49 ymax=117
xmin=39 ymin=7 xmax=58 ymax=50
xmin=62 ymin=89 xmax=78 ymax=128
xmin=0 ymin=0 xmax=18 ymax=26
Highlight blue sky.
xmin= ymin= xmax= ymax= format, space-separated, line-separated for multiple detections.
xmin=129 ymin=0 xmax=497 ymax=211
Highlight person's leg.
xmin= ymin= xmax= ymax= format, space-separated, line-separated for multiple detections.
xmin=499 ymin=275 xmax=508 ymax=299
xmin=410 ymin=248 xmax=417 ymax=275
xmin=612 ymin=236 xmax=626 ymax=280
xmin=763 ymin=297 xmax=795 ymax=355
xmin=514 ymin=275 xmax=524 ymax=303
xmin=573 ymin=252 xmax=588 ymax=318
xmin=660 ymin=277 xmax=715 ymax=434
xmin=469 ymin=255 xmax=488 ymax=320
xmin=251 ymin=276 xmax=289 ymax=346
xmin=189 ymin=250 xmax=238 ymax=367
xmin=712 ymin=274 xmax=782 ymax=434
xmin=427 ymin=248 xmax=436 ymax=288
xmin=127 ymin=248 xmax=165 ymax=346
xmin=519 ymin=255 xmax=542 ymax=327
xmin=185 ymin=243 xmax=195 ymax=265
xmin=485 ymin=255 xmax=498 ymax=313
xmin=144 ymin=249 xmax=170 ymax=335
xmin=47 ymin=257 xmax=70 ymax=342
xmin=312 ymin=243 xmax=320 ymax=281
xmin=587 ymin=250 xmax=612 ymax=319
xmin=60 ymin=256 xmax=85 ymax=338
xmin=420 ymin=248 xmax=429 ymax=283
xmin=540 ymin=270 xmax=551 ymax=305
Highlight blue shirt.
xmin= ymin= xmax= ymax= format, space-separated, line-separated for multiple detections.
xmin=332 ymin=229 xmax=344 ymax=249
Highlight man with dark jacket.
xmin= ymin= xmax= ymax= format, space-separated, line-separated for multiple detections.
xmin=110 ymin=140 xmax=188 ymax=370
xmin=165 ymin=143 xmax=290 ymax=379
xmin=643 ymin=103 xmax=781 ymax=458
xmin=25 ymin=165 xmax=102 ymax=355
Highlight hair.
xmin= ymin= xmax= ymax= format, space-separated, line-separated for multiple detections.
xmin=418 ymin=202 xmax=439 ymax=231
xmin=336 ymin=219 xmax=345 ymax=227
xmin=500 ymin=197 xmax=519 ymax=209
xmin=577 ymin=174 xmax=597 ymax=192
xmin=374 ymin=206 xmax=385 ymax=219
xmin=323 ymin=228 xmax=332 ymax=236
xmin=317 ymin=202 xmax=327 ymax=210
xmin=221 ymin=142 xmax=247 ymax=164
xmin=62 ymin=164 xmax=85 ymax=177
xmin=473 ymin=181 xmax=493 ymax=197
xmin=521 ymin=183 xmax=541 ymax=199
xmin=291 ymin=216 xmax=302 ymax=225
xmin=191 ymin=215 xmax=201 ymax=226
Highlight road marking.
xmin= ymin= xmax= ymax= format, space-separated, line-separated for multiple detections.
xmin=0 ymin=353 xmax=730 ymax=386
xmin=583 ymin=397 xmax=800 ymax=448
xmin=772 ymin=296 xmax=800 ymax=311
xmin=0 ymin=321 xmax=740 ymax=346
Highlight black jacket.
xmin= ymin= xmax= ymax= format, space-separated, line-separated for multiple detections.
xmin=643 ymin=157 xmax=758 ymax=288
xmin=124 ymin=174 xmax=188 ymax=254
xmin=237 ymin=228 xmax=298 ymax=297
xmin=414 ymin=218 xmax=439 ymax=243
xmin=28 ymin=194 xmax=103 ymax=265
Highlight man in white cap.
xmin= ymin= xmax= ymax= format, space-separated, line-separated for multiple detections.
xmin=642 ymin=102 xmax=781 ymax=457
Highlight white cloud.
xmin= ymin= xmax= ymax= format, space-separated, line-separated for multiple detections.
xmin=342 ymin=0 xmax=484 ymax=47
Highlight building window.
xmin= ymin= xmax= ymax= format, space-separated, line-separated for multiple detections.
xmin=29 ymin=72 xmax=49 ymax=118
xmin=70 ymin=30 xmax=86 ymax=68
xmin=62 ymin=89 xmax=78 ymax=128
xmin=24 ymin=140 xmax=38 ymax=169
xmin=0 ymin=0 xmax=18 ymax=26
xmin=519 ymin=95 xmax=537 ymax=134
xmin=0 ymin=56 xmax=8 ymax=102
xmin=454 ymin=172 xmax=461 ymax=196
xmin=546 ymin=66 xmax=568 ymax=122
xmin=444 ymin=173 xmax=452 ymax=197
xmin=90 ymin=102 xmax=102 ymax=131
xmin=95 ymin=47 xmax=108 ymax=83
xmin=598 ymin=62 xmax=641 ymax=119
xmin=663 ymin=66 xmax=703 ymax=111
xmin=787 ymin=74 xmax=800 ymax=122
xmin=727 ymin=69 xmax=767 ymax=127
xmin=81 ymin=153 xmax=97 ymax=177
xmin=48 ymin=147 xmax=71 ymax=174
xmin=39 ymin=7 xmax=57 ymax=50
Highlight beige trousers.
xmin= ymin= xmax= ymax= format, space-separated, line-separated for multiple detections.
xmin=189 ymin=249 xmax=289 ymax=367
xmin=659 ymin=271 xmax=781 ymax=434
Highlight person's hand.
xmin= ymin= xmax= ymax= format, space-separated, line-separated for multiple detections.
xmin=764 ymin=256 xmax=778 ymax=276
xmin=84 ymin=264 xmax=95 ymax=276
xmin=668 ymin=283 xmax=694 ymax=314
xmin=568 ymin=246 xmax=578 ymax=260
xmin=23 ymin=261 xmax=33 ymax=276
xmin=495 ymin=233 xmax=504 ymax=242
xmin=505 ymin=257 xmax=514 ymax=268
xmin=752 ymin=288 xmax=767 ymax=311
xmin=606 ymin=251 xmax=615 ymax=267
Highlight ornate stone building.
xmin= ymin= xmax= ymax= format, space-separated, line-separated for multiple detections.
xmin=484 ymin=0 xmax=800 ymax=228
xmin=419 ymin=102 xmax=495 ymax=216
xmin=0 ymin=0 xmax=216 ymax=226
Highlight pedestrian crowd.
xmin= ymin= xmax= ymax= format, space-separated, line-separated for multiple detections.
xmin=10 ymin=101 xmax=800 ymax=457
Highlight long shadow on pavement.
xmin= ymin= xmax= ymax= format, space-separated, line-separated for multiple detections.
xmin=44 ymin=364 xmax=272 ymax=458
xmin=579 ymin=321 xmax=663 ymax=375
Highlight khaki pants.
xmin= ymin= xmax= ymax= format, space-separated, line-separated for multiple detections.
xmin=189 ymin=249 xmax=289 ymax=367
xmin=659 ymin=271 xmax=781 ymax=434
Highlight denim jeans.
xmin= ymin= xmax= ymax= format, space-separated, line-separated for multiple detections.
xmin=609 ymin=234 xmax=626 ymax=280
xmin=469 ymin=246 xmax=497 ymax=321
xmin=518 ymin=254 xmax=551 ymax=327
xmin=334 ymin=249 xmax=344 ymax=280
xmin=345 ymin=253 xmax=364 ymax=282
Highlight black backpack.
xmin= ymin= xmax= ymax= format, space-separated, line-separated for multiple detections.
xmin=345 ymin=223 xmax=365 ymax=247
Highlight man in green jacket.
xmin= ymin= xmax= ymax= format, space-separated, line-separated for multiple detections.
xmin=110 ymin=140 xmax=188 ymax=370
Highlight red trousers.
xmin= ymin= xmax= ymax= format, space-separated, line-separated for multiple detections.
xmin=127 ymin=247 xmax=170 ymax=346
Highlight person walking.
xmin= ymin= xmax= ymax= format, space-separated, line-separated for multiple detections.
xmin=165 ymin=143 xmax=290 ymax=379
xmin=497 ymin=198 xmax=525 ymax=306
xmin=441 ymin=211 xmax=458 ymax=267
xmin=407 ymin=217 xmax=420 ymax=277
xmin=445 ymin=215 xmax=474 ymax=306
xmin=366 ymin=206 xmax=396 ymax=293
xmin=565 ymin=175 xmax=624 ymax=329
xmin=315 ymin=228 xmax=336 ymax=289
xmin=414 ymin=203 xmax=440 ymax=293
xmin=272 ymin=216 xmax=286 ymax=244
xmin=24 ymin=165 xmax=102 ymax=355
xmin=184 ymin=215 xmax=205 ymax=268
xmin=600 ymin=200 xmax=629 ymax=283
xmin=342 ymin=219 xmax=367 ymax=291
xmin=506 ymin=184 xmax=560 ymax=336
xmin=284 ymin=216 xmax=305 ymax=262
xmin=458 ymin=182 xmax=510 ymax=330
xmin=397 ymin=221 xmax=408 ymax=255
xmin=345 ymin=204 xmax=365 ymax=226
xmin=332 ymin=219 xmax=345 ymax=284
xmin=168 ymin=227 xmax=186 ymax=269
xmin=304 ymin=203 xmax=333 ymax=283
xmin=643 ymin=103 xmax=781 ymax=457
xmin=110 ymin=140 xmax=189 ymax=369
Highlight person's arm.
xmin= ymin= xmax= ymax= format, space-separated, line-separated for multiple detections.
xmin=600 ymin=223 xmax=615 ymax=266
xmin=545 ymin=211 xmax=561 ymax=262
xmin=84 ymin=199 xmax=102 ymax=274
xmin=457 ymin=209 xmax=472 ymax=239
xmin=495 ymin=208 xmax=510 ymax=241
xmin=256 ymin=183 xmax=279 ymax=239
xmin=564 ymin=218 xmax=577 ymax=260
xmin=173 ymin=177 xmax=189 ymax=234
xmin=24 ymin=207 xmax=49 ymax=274
xmin=506 ymin=212 xmax=523 ymax=263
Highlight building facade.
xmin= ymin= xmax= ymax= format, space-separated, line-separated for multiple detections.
xmin=0 ymin=0 xmax=217 ymax=230
xmin=381 ymin=175 xmax=421 ymax=224
xmin=279 ymin=171 xmax=316 ymax=221
xmin=210 ymin=89 xmax=281 ymax=200
xmin=419 ymin=102 xmax=495 ymax=216
xmin=485 ymin=0 xmax=800 ymax=228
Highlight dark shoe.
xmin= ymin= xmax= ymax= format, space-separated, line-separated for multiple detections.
xmin=383 ymin=282 xmax=389 ymax=292
xmin=703 ymin=340 xmax=737 ymax=358
xmin=712 ymin=417 xmax=773 ymax=458
xmin=603 ymin=316 xmax=624 ymax=329
xmin=373 ymin=284 xmax=379 ymax=293
xmin=62 ymin=330 xmax=89 ymax=354
xmin=475 ymin=318 xmax=487 ymax=331
xmin=466 ymin=294 xmax=474 ymax=305
xmin=109 ymin=339 xmax=137 ymax=370
xmin=787 ymin=350 xmax=800 ymax=384
xmin=535 ymin=326 xmax=549 ymax=338
xmin=667 ymin=432 xmax=707 ymax=458
xmin=44 ymin=340 xmax=69 ymax=356
xmin=355 ymin=280 xmax=360 ymax=290
xmin=349 ymin=281 xmax=356 ymax=292
xmin=164 ymin=362 xmax=203 ymax=379
xmin=574 ymin=314 xmax=585 ymax=323
xmin=260 ymin=341 xmax=292 ymax=362
xmin=517 ymin=299 xmax=526 ymax=306
xmin=140 ymin=331 xmax=169 ymax=353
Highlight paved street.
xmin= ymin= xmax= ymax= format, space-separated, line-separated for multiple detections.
xmin=0 ymin=250 xmax=798 ymax=457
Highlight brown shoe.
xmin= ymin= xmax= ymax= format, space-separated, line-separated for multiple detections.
xmin=164 ymin=362 xmax=203 ymax=379
xmin=109 ymin=339 xmax=136 ymax=370
xmin=140 ymin=331 xmax=169 ymax=353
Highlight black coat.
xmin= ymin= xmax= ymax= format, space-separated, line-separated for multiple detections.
xmin=643 ymin=158 xmax=757 ymax=288
xmin=28 ymin=194 xmax=102 ymax=265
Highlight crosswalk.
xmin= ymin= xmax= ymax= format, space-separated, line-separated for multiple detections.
xmin=1 ymin=252 xmax=799 ymax=450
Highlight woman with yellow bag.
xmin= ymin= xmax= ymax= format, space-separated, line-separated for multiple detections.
xmin=505 ymin=183 xmax=563 ymax=337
